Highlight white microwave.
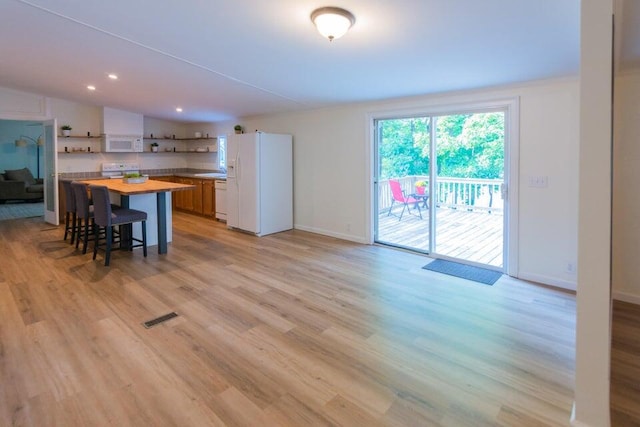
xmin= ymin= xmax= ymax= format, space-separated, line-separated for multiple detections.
xmin=101 ymin=135 xmax=143 ymax=152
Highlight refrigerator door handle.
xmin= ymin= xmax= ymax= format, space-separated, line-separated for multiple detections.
xmin=227 ymin=150 xmax=240 ymax=179
xmin=237 ymin=155 xmax=240 ymax=182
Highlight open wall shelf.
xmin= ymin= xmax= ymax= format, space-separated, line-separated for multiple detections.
xmin=144 ymin=137 xmax=216 ymax=141
xmin=58 ymin=135 xmax=103 ymax=139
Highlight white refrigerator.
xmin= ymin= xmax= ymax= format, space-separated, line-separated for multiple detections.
xmin=226 ymin=132 xmax=293 ymax=236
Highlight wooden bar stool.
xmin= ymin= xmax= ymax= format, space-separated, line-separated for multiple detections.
xmin=89 ymin=185 xmax=147 ymax=266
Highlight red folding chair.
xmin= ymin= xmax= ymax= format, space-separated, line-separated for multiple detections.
xmin=388 ymin=179 xmax=422 ymax=220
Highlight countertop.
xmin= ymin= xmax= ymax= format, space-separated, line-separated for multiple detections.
xmin=173 ymin=172 xmax=227 ymax=180
xmin=79 ymin=178 xmax=196 ymax=195
xmin=60 ymin=170 xmax=226 ymax=181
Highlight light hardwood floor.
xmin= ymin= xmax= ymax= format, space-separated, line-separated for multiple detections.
xmin=611 ymin=300 xmax=640 ymax=426
xmin=1 ymin=213 xmax=578 ymax=426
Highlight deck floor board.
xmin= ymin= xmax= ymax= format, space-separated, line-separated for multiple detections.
xmin=378 ymin=207 xmax=503 ymax=267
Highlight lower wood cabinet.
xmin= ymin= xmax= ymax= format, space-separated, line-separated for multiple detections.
xmin=202 ymin=180 xmax=216 ymax=217
xmin=151 ymin=175 xmax=214 ymax=217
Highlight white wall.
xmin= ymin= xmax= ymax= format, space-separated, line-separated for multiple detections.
xmin=224 ymin=78 xmax=580 ymax=289
xmin=0 ymin=87 xmax=218 ymax=174
xmin=49 ymin=98 xmax=102 ymax=135
xmin=613 ymin=71 xmax=640 ymax=303
xmin=0 ymin=86 xmax=49 ymax=120
xmin=142 ymin=117 xmax=217 ymax=171
xmin=184 ymin=122 xmax=219 ymax=170
xmin=573 ymin=0 xmax=613 ymax=425
xmin=0 ymin=87 xmax=50 ymax=177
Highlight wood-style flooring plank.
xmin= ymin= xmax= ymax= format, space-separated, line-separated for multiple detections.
xmin=0 ymin=214 xmax=584 ymax=426
xmin=611 ymin=300 xmax=640 ymax=426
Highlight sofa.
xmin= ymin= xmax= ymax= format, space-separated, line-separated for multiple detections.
xmin=0 ymin=168 xmax=44 ymax=203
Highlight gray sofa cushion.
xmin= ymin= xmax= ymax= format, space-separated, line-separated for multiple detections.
xmin=26 ymin=184 xmax=44 ymax=193
xmin=5 ymin=168 xmax=36 ymax=185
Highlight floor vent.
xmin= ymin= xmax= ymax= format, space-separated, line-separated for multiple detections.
xmin=143 ymin=312 xmax=178 ymax=329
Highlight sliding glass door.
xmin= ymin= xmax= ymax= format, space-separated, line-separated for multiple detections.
xmin=375 ymin=117 xmax=431 ymax=252
xmin=374 ymin=110 xmax=506 ymax=269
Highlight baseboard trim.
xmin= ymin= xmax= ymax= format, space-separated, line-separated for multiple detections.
xmin=517 ymin=272 xmax=577 ymax=291
xmin=571 ymin=400 xmax=611 ymax=426
xmin=612 ymin=290 xmax=640 ymax=305
xmin=570 ymin=402 xmax=598 ymax=427
xmin=293 ymin=224 xmax=368 ymax=244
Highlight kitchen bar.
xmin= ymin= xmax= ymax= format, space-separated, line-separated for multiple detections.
xmin=80 ymin=178 xmax=195 ymax=254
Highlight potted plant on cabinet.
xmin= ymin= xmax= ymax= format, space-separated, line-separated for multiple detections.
xmin=234 ymin=124 xmax=242 ymax=134
xmin=150 ymin=142 xmax=159 ymax=152
xmin=61 ymin=125 xmax=72 ymax=137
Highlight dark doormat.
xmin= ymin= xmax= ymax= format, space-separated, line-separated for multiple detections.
xmin=422 ymin=259 xmax=502 ymax=285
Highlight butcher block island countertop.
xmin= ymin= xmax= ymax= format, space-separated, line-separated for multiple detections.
xmin=80 ymin=178 xmax=195 ymax=195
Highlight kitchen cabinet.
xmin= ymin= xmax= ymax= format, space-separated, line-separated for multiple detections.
xmin=202 ymin=180 xmax=216 ymax=217
xmin=151 ymin=175 xmax=216 ymax=217
xmin=174 ymin=177 xmax=201 ymax=213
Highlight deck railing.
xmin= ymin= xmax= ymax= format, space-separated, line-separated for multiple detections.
xmin=378 ymin=176 xmax=504 ymax=213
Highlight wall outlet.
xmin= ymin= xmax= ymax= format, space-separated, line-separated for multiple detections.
xmin=566 ymin=262 xmax=576 ymax=274
xmin=346 ymin=223 xmax=351 ymax=232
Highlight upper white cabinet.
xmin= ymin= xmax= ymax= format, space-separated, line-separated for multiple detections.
xmin=101 ymin=107 xmax=143 ymax=136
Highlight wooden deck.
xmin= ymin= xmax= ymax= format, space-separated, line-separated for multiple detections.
xmin=377 ymin=206 xmax=504 ymax=268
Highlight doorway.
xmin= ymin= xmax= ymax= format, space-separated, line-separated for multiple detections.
xmin=374 ymin=107 xmax=511 ymax=270
xmin=0 ymin=119 xmax=45 ymax=221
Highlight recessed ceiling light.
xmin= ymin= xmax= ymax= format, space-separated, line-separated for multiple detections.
xmin=87 ymin=85 xmax=96 ymax=91
xmin=176 ymin=107 xmax=183 ymax=113
xmin=108 ymin=74 xmax=118 ymax=80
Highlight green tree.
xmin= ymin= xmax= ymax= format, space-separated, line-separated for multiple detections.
xmin=378 ymin=118 xmax=430 ymax=179
xmin=378 ymin=113 xmax=504 ymax=180
xmin=436 ymin=113 xmax=504 ymax=179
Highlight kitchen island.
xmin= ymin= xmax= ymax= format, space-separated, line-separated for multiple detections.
xmin=79 ymin=178 xmax=195 ymax=254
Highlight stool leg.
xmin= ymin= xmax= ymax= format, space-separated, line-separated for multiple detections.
xmin=82 ymin=219 xmax=90 ymax=254
xmin=104 ymin=226 xmax=112 ymax=266
xmin=70 ymin=212 xmax=77 ymax=244
xmin=75 ymin=218 xmax=82 ymax=249
xmin=142 ymin=220 xmax=147 ymax=257
xmin=93 ymin=225 xmax=99 ymax=260
xmin=64 ymin=212 xmax=70 ymax=241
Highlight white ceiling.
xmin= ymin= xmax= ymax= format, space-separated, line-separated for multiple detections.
xmin=0 ymin=0 xmax=635 ymax=123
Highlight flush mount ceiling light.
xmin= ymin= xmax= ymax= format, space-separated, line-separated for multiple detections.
xmin=87 ymin=85 xmax=96 ymax=91
xmin=108 ymin=73 xmax=118 ymax=80
xmin=176 ymin=107 xmax=183 ymax=113
xmin=310 ymin=7 xmax=355 ymax=42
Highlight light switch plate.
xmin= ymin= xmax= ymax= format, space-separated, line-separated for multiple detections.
xmin=528 ymin=175 xmax=548 ymax=188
